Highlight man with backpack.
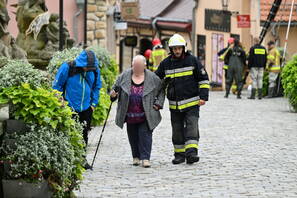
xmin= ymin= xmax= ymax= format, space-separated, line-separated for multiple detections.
xmin=53 ymin=50 xmax=101 ymax=169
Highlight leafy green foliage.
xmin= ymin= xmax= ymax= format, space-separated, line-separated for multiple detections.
xmin=282 ymin=54 xmax=297 ymax=112
xmin=0 ymin=84 xmax=85 ymax=197
xmin=262 ymin=71 xmax=269 ymax=96
xmin=92 ymin=88 xmax=111 ymax=126
xmin=0 ymin=59 xmax=48 ymax=89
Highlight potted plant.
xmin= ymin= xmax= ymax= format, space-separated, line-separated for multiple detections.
xmin=0 ymin=84 xmax=86 ymax=197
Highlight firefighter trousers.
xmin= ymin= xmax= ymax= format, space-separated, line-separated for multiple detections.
xmin=225 ymin=64 xmax=243 ymax=94
xmin=170 ymin=106 xmax=200 ymax=157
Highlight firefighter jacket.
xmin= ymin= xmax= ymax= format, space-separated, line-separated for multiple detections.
xmin=248 ymin=44 xmax=267 ymax=69
xmin=155 ymin=52 xmax=209 ymax=112
xmin=149 ymin=48 xmax=168 ymax=72
xmin=267 ymin=47 xmax=281 ymax=73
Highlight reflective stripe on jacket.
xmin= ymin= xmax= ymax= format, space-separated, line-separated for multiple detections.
xmin=155 ymin=52 xmax=209 ymax=112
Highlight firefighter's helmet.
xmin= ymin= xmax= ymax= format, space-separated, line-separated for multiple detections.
xmin=152 ymin=38 xmax=161 ymax=46
xmin=168 ymin=34 xmax=186 ymax=47
xmin=144 ymin=49 xmax=152 ymax=59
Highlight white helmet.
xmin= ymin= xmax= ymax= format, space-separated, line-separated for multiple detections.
xmin=168 ymin=34 xmax=186 ymax=47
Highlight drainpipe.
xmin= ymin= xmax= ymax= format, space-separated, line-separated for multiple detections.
xmin=191 ymin=0 xmax=199 ymax=55
xmin=73 ymin=9 xmax=82 ymax=44
xmin=151 ymin=17 xmax=191 ymax=38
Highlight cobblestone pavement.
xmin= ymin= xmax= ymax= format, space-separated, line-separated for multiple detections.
xmin=75 ymin=91 xmax=297 ymax=198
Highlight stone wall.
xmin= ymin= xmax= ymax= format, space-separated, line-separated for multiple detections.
xmin=87 ymin=0 xmax=108 ymax=47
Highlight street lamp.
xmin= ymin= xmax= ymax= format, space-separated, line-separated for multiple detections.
xmin=221 ymin=0 xmax=229 ymax=11
xmin=59 ymin=0 xmax=64 ymax=51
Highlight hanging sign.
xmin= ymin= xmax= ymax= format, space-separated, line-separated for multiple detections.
xmin=237 ymin=15 xmax=251 ymax=28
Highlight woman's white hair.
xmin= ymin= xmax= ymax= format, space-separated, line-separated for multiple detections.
xmin=132 ymin=55 xmax=147 ymax=66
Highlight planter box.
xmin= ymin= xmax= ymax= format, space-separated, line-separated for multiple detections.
xmin=0 ymin=104 xmax=9 ymax=122
xmin=3 ymin=119 xmax=29 ymax=135
xmin=2 ymin=179 xmax=52 ymax=198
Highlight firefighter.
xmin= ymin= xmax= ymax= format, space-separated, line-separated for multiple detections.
xmin=155 ymin=34 xmax=209 ymax=165
xmin=149 ymin=38 xmax=167 ymax=72
xmin=224 ymin=39 xmax=246 ymax=99
xmin=247 ymin=37 xmax=267 ymax=99
xmin=144 ymin=49 xmax=152 ymax=67
xmin=266 ymin=41 xmax=281 ymax=98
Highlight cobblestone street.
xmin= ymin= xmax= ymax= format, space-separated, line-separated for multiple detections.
xmin=75 ymin=91 xmax=297 ymax=198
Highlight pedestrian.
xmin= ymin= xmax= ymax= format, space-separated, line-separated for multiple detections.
xmin=155 ymin=34 xmax=210 ymax=165
xmin=224 ymin=38 xmax=246 ymax=99
xmin=266 ymin=41 xmax=281 ymax=98
xmin=52 ymin=50 xmax=102 ymax=169
xmin=148 ymin=38 xmax=168 ymax=72
xmin=110 ymin=55 xmax=165 ymax=168
xmin=247 ymin=37 xmax=267 ymax=99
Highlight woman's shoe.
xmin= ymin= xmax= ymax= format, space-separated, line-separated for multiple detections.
xmin=133 ymin=158 xmax=140 ymax=166
xmin=142 ymin=160 xmax=151 ymax=168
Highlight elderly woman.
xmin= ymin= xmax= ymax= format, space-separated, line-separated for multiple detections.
xmin=110 ymin=55 xmax=165 ymax=168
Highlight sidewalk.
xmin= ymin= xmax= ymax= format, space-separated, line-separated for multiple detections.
xmin=75 ymin=91 xmax=297 ymax=198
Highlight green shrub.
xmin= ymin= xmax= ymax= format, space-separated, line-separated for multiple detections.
xmin=0 ymin=59 xmax=47 ymax=89
xmin=282 ymin=54 xmax=297 ymax=112
xmin=0 ymin=84 xmax=85 ymax=197
xmin=92 ymin=88 xmax=111 ymax=126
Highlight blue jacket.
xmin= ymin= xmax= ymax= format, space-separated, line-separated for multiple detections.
xmin=52 ymin=50 xmax=102 ymax=112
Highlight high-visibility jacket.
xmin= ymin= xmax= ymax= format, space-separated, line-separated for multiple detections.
xmin=149 ymin=48 xmax=167 ymax=72
xmin=155 ymin=52 xmax=209 ymax=112
xmin=267 ymin=47 xmax=281 ymax=73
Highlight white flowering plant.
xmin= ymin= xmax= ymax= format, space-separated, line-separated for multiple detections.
xmin=0 ymin=59 xmax=48 ymax=89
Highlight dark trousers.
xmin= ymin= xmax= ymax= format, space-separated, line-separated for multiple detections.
xmin=170 ymin=107 xmax=200 ymax=157
xmin=77 ymin=107 xmax=93 ymax=146
xmin=226 ymin=65 xmax=243 ymax=95
xmin=126 ymin=121 xmax=153 ymax=160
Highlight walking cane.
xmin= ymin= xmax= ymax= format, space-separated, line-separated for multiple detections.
xmin=90 ymin=87 xmax=119 ymax=169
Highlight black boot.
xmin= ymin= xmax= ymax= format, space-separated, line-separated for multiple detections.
xmin=237 ymin=91 xmax=242 ymax=99
xmin=265 ymin=87 xmax=274 ymax=98
xmin=172 ymin=153 xmax=185 ymax=164
xmin=258 ymin=89 xmax=263 ymax=100
xmin=248 ymin=88 xmax=256 ymax=99
xmin=186 ymin=154 xmax=200 ymax=164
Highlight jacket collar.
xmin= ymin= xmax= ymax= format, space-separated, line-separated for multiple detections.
xmin=121 ymin=69 xmax=155 ymax=96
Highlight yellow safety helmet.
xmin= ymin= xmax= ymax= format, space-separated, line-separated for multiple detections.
xmin=168 ymin=34 xmax=186 ymax=47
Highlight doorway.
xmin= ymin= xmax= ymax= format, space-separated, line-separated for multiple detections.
xmin=211 ymin=33 xmax=224 ymax=87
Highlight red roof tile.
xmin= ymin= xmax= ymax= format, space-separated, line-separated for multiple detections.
xmin=261 ymin=0 xmax=297 ymax=22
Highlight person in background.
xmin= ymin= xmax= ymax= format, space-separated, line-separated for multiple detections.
xmin=224 ymin=38 xmax=246 ymax=99
xmin=247 ymin=37 xmax=267 ymax=99
xmin=149 ymin=38 xmax=167 ymax=72
xmin=110 ymin=55 xmax=165 ymax=168
xmin=266 ymin=41 xmax=281 ymax=98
